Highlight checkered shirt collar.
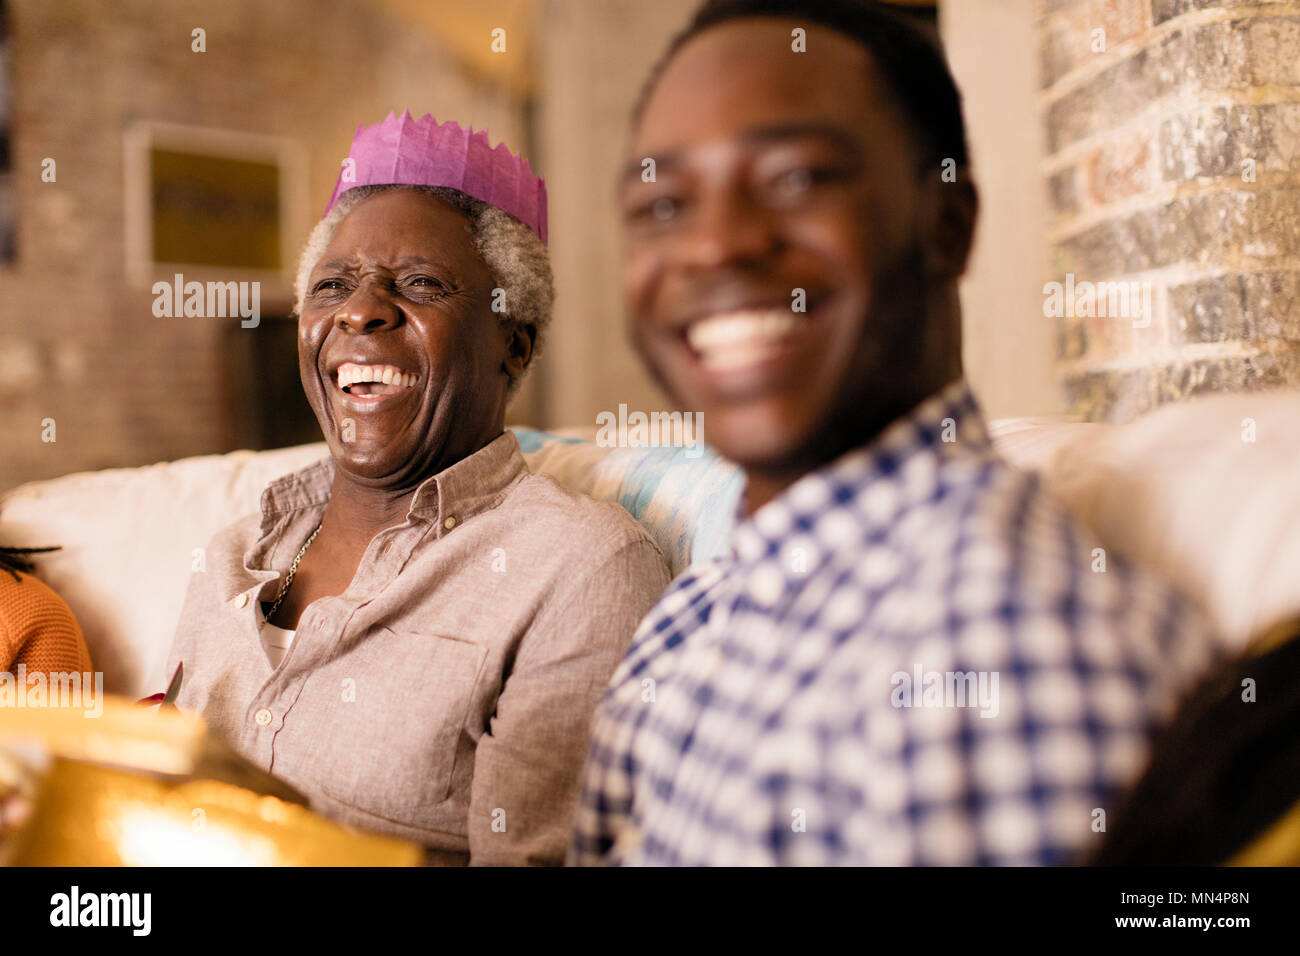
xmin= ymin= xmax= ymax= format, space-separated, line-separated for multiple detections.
xmin=729 ymin=378 xmax=991 ymax=570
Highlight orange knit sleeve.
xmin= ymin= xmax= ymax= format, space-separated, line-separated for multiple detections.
xmin=0 ymin=571 xmax=94 ymax=676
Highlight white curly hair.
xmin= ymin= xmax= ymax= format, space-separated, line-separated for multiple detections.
xmin=293 ymin=184 xmax=554 ymax=397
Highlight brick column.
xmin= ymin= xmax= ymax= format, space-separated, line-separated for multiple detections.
xmin=1040 ymin=0 xmax=1300 ymax=421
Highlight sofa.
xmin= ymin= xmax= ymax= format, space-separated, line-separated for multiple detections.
xmin=2 ymin=386 xmax=1299 ymax=700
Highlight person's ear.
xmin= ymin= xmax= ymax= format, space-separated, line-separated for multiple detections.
xmin=502 ymin=323 xmax=536 ymax=381
xmin=920 ymin=173 xmax=978 ymax=279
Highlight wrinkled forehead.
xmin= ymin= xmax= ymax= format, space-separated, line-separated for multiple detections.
xmin=315 ymin=190 xmax=482 ymax=275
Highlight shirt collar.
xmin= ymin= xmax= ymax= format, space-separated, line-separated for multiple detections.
xmin=729 ymin=378 xmax=992 ymax=569
xmin=258 ymin=430 xmax=528 ymax=537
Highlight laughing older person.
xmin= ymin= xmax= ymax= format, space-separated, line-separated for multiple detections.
xmin=165 ymin=112 xmax=670 ymax=865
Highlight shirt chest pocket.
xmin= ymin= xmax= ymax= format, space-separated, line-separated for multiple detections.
xmin=305 ymin=629 xmax=489 ymax=823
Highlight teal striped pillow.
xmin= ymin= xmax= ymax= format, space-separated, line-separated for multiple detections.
xmin=512 ymin=427 xmax=742 ymax=577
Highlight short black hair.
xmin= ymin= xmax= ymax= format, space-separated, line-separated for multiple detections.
xmin=634 ymin=0 xmax=969 ymax=170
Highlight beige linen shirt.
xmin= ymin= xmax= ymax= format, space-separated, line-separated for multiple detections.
xmin=165 ymin=431 xmax=670 ymax=865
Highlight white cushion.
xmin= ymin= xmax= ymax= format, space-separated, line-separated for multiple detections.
xmin=1034 ymin=388 xmax=1300 ymax=650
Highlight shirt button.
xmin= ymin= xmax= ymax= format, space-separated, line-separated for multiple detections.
xmin=444 ymin=516 xmax=456 ymax=530
xmin=254 ymin=708 xmax=273 ymax=727
xmin=231 ymin=592 xmax=250 ymax=609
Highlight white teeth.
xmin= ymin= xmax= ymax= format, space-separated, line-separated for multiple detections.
xmin=335 ymin=363 xmax=418 ymax=390
xmin=686 ymin=309 xmax=805 ymax=371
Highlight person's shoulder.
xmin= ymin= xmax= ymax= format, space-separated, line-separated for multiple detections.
xmin=508 ymin=471 xmax=663 ymax=557
xmin=0 ymin=570 xmax=78 ymax=626
xmin=981 ymin=462 xmax=1186 ymax=596
xmin=204 ymin=509 xmax=264 ymax=553
xmin=0 ymin=570 xmax=84 ymax=664
xmin=609 ymin=556 xmax=730 ymax=687
xmin=650 ymin=557 xmax=729 ymax=613
xmin=888 ymin=452 xmax=1072 ymax=580
xmin=209 ymin=458 xmax=330 ymax=552
xmin=929 ymin=455 xmax=1220 ymax=680
xmin=628 ymin=557 xmax=729 ymax=644
xmin=911 ymin=453 xmax=1216 ymax=640
xmin=943 ymin=456 xmax=1113 ymax=576
xmin=177 ymin=512 xmax=263 ymax=602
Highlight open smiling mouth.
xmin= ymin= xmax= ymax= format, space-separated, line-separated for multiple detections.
xmin=333 ymin=362 xmax=421 ymax=405
xmin=683 ymin=307 xmax=813 ymax=373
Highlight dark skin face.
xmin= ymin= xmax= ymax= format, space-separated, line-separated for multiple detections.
xmin=622 ymin=20 xmax=977 ymax=515
xmin=269 ymin=189 xmax=533 ymax=628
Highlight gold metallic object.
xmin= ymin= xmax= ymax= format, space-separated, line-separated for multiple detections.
xmin=264 ymin=521 xmax=322 ymax=624
xmin=1227 ymin=797 xmax=1300 ymax=866
xmin=0 ymin=696 xmax=420 ymax=866
xmin=0 ymin=693 xmax=208 ymax=777
xmin=7 ymin=759 xmax=419 ymax=866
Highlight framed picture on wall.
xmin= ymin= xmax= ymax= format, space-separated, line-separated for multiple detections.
xmin=123 ymin=120 xmax=306 ymax=294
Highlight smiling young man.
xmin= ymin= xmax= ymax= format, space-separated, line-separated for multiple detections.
xmin=165 ymin=114 xmax=670 ymax=865
xmin=571 ymin=0 xmax=1220 ymax=865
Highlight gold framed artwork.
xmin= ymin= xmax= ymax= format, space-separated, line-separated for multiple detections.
xmin=123 ymin=120 xmax=306 ymax=293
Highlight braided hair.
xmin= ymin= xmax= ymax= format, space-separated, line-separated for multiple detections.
xmin=0 ymin=546 xmax=60 ymax=583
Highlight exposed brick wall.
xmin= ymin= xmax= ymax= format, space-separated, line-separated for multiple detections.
xmin=1040 ymin=0 xmax=1300 ymax=421
xmin=0 ymin=0 xmax=521 ymax=490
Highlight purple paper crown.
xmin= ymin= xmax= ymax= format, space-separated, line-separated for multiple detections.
xmin=323 ymin=110 xmax=548 ymax=245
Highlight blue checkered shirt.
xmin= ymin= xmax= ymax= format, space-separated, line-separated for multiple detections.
xmin=571 ymin=380 xmax=1219 ymax=865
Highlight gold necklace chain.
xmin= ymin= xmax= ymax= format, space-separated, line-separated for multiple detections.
xmin=264 ymin=522 xmax=322 ymax=624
